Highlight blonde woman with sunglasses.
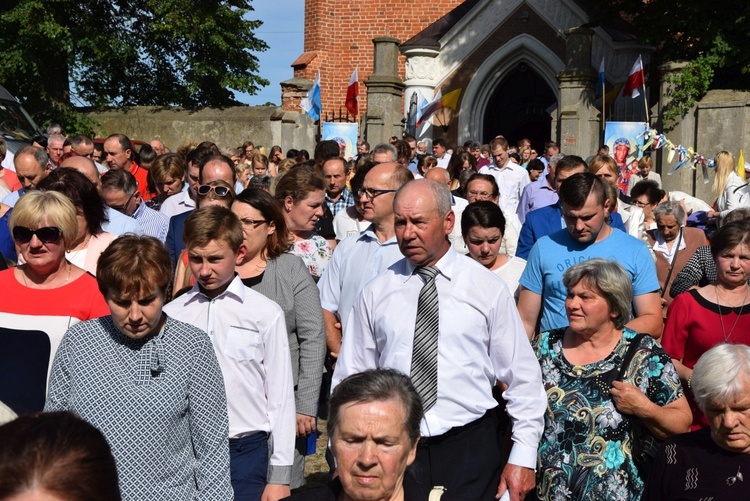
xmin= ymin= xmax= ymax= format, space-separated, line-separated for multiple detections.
xmin=0 ymin=190 xmax=109 ymax=415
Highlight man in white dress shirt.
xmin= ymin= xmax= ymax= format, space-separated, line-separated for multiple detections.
xmin=432 ymin=138 xmax=451 ymax=168
xmin=318 ymin=163 xmax=413 ymax=360
xmin=479 ymin=136 xmax=530 ymax=219
xmin=333 ymin=179 xmax=546 ymax=501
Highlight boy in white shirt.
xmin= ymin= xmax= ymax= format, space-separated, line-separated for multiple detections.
xmin=164 ymin=205 xmax=295 ymax=501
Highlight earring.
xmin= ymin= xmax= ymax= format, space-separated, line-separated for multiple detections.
xmin=285 ymin=206 xmax=291 ymax=212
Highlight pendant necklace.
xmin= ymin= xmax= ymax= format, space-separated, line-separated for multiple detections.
xmin=715 ymin=285 xmax=749 ymax=343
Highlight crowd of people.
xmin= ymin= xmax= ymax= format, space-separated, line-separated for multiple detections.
xmin=0 ymin=127 xmax=748 ymax=501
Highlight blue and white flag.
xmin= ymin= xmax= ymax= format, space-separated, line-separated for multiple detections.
xmin=596 ymin=58 xmax=605 ymax=97
xmin=300 ymin=71 xmax=321 ymax=121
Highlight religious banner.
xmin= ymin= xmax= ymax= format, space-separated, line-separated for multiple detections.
xmin=322 ymin=122 xmax=359 ymax=161
xmin=605 ymin=121 xmax=648 ymax=193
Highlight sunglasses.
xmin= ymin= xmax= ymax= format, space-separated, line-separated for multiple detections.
xmin=197 ymin=185 xmax=232 ymax=197
xmin=13 ymin=226 xmax=63 ymax=244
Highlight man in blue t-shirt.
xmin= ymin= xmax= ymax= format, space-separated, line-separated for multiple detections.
xmin=517 ymin=172 xmax=662 ymax=340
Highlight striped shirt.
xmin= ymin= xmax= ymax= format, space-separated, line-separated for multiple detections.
xmin=133 ymin=200 xmax=169 ymax=242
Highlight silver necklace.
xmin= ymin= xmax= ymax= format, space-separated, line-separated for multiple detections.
xmin=715 ymin=285 xmax=749 ymax=343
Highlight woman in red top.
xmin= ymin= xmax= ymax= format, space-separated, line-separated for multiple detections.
xmin=0 ymin=190 xmax=108 ymax=415
xmin=662 ymin=220 xmax=750 ymax=430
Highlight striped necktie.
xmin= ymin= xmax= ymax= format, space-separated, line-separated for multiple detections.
xmin=410 ymin=266 xmax=440 ymax=411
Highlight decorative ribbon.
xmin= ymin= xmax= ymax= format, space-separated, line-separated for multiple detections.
xmin=625 ymin=126 xmax=719 ymax=179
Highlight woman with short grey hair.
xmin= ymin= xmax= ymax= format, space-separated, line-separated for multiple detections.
xmin=534 ymin=258 xmax=690 ymax=500
xmin=283 ymin=369 xmax=430 ymax=501
xmin=653 ymin=200 xmax=686 ymax=225
xmin=561 ymin=258 xmax=634 ymax=329
xmin=691 ymin=343 xmax=750 ymax=412
xmin=644 ymin=343 xmax=750 ymax=499
xmin=648 ymin=201 xmax=708 ymax=314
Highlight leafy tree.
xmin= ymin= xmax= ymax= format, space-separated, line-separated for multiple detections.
xmin=0 ymin=0 xmax=268 ymax=133
xmin=588 ymin=0 xmax=749 ymax=125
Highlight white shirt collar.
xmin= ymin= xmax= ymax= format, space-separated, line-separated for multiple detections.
xmin=652 ymin=229 xmax=686 ymax=261
xmin=185 ymin=274 xmax=245 ymax=304
xmin=401 ymin=246 xmax=456 ymax=283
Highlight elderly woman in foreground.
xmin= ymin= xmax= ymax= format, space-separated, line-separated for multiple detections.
xmin=644 ymin=343 xmax=750 ymax=499
xmin=283 ymin=368 xmax=436 ymax=501
xmin=45 ymin=235 xmax=232 ymax=499
xmin=534 ymin=258 xmax=690 ymax=500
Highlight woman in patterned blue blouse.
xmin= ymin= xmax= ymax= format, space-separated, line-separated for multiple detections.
xmin=533 ymin=258 xmax=691 ymax=500
xmin=45 ymin=235 xmax=233 ymax=500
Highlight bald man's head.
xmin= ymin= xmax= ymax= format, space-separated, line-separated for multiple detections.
xmin=424 ymin=167 xmax=450 ymax=187
xmin=61 ymin=156 xmax=101 ymax=189
xmin=150 ymin=139 xmax=166 ymax=155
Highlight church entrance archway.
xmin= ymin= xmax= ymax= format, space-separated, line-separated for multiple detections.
xmin=482 ymin=62 xmax=556 ymax=149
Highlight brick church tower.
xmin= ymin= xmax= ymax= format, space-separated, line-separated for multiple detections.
xmin=292 ymin=0 xmax=463 ymax=118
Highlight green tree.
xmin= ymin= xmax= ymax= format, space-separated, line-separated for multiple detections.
xmin=0 ymin=0 xmax=268 ymax=133
xmin=589 ymin=0 xmax=750 ymax=125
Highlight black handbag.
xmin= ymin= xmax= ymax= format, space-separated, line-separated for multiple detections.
xmin=610 ymin=333 xmax=660 ymax=479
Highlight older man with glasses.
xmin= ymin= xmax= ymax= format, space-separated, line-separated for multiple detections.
xmin=318 ymin=163 xmax=413 ymax=369
xmin=101 ymin=169 xmax=169 ymax=242
xmin=165 ymin=154 xmax=237 ymax=267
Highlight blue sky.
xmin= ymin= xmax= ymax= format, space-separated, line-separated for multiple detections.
xmin=237 ymin=1 xmax=305 ymax=106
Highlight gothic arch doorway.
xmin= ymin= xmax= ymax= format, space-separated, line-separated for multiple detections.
xmin=482 ymin=62 xmax=556 ymax=148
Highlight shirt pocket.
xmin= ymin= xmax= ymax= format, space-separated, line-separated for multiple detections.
xmin=440 ymin=308 xmax=489 ymax=363
xmin=224 ymin=325 xmax=261 ymax=362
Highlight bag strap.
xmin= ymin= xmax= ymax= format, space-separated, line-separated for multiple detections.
xmin=429 ymin=486 xmax=447 ymax=501
xmin=661 ymin=229 xmax=684 ymax=298
xmin=611 ymin=333 xmax=645 ymax=382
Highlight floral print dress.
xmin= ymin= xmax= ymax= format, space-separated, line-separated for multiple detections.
xmin=533 ymin=327 xmax=683 ymax=501
xmin=290 ymin=233 xmax=333 ymax=280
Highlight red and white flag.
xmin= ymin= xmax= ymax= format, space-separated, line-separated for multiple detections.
xmin=622 ymin=55 xmax=645 ymax=98
xmin=346 ymin=68 xmax=359 ymax=116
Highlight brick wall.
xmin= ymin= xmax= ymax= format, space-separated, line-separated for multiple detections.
xmin=296 ymin=0 xmax=463 ymax=120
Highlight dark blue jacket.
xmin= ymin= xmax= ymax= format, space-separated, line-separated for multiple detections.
xmin=516 ymin=202 xmax=625 ymax=259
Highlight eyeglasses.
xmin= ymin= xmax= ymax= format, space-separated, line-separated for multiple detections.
xmin=197 ymin=185 xmax=232 ymax=197
xmin=13 ymin=226 xmax=63 ymax=244
xmin=240 ymin=218 xmax=268 ymax=227
xmin=632 ymin=199 xmax=650 ymax=208
xmin=468 ymin=190 xmax=493 ymax=198
xmin=109 ymin=190 xmax=137 ymax=214
xmin=357 ymin=187 xmax=397 ymax=200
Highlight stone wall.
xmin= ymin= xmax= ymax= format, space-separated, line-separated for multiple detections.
xmin=86 ymin=105 xmax=317 ymax=154
xmin=657 ymin=89 xmax=750 ymax=202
